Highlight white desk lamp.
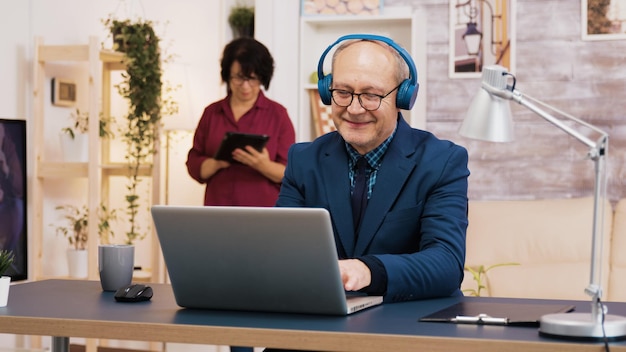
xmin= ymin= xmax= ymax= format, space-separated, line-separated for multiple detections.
xmin=460 ymin=65 xmax=626 ymax=341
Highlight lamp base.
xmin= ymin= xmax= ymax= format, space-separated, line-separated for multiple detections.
xmin=539 ymin=313 xmax=626 ymax=341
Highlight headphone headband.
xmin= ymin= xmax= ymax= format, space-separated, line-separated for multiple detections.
xmin=316 ymin=34 xmax=419 ymax=110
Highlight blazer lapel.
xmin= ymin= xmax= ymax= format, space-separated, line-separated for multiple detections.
xmin=320 ymin=135 xmax=356 ymax=257
xmin=354 ymin=118 xmax=418 ymax=256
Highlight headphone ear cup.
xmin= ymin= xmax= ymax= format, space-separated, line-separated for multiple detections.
xmin=317 ymin=74 xmax=333 ymax=105
xmin=396 ymin=79 xmax=419 ymax=110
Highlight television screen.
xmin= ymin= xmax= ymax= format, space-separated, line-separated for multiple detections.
xmin=0 ymin=118 xmax=27 ymax=281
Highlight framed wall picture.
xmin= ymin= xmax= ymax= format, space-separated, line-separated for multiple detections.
xmin=449 ymin=0 xmax=516 ymax=78
xmin=51 ymin=78 xmax=77 ymax=107
xmin=582 ymin=0 xmax=626 ymax=41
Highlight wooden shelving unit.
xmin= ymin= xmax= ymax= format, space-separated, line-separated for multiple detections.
xmin=32 ymin=36 xmax=162 ymax=283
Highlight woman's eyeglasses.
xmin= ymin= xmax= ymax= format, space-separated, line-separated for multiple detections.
xmin=230 ymin=75 xmax=260 ymax=86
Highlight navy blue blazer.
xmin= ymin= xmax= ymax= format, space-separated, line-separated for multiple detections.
xmin=276 ymin=117 xmax=469 ymax=302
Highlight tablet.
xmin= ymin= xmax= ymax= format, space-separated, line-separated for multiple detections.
xmin=214 ymin=132 xmax=270 ymax=163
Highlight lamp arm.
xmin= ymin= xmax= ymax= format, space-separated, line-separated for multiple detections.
xmin=514 ymin=89 xmax=609 ymax=300
xmin=514 ymin=91 xmax=607 ymax=150
xmin=589 ymin=150 xmax=608 ymax=322
xmin=483 ymin=83 xmax=607 ymax=151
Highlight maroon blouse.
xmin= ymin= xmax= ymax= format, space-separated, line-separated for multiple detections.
xmin=186 ymin=91 xmax=296 ymax=206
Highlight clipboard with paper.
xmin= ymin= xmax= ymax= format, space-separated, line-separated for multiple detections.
xmin=419 ymin=301 xmax=575 ymax=327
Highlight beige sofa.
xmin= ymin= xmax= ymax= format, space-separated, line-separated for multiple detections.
xmin=461 ymin=197 xmax=626 ymax=302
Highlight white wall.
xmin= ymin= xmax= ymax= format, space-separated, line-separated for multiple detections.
xmin=254 ymin=0 xmax=300 ymax=133
xmin=1 ymin=0 xmax=226 ymax=121
xmin=0 ymin=2 xmax=30 ymax=119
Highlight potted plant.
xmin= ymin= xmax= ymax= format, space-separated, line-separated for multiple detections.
xmin=60 ymin=109 xmax=114 ymax=162
xmin=62 ymin=108 xmax=115 ymax=140
xmin=463 ymin=262 xmax=520 ymax=297
xmin=61 ymin=108 xmax=89 ymax=140
xmin=228 ymin=4 xmax=254 ymax=38
xmin=53 ymin=204 xmax=89 ymax=251
xmin=0 ymin=250 xmax=15 ymax=307
xmin=52 ymin=204 xmax=118 ymax=278
xmin=103 ymin=17 xmax=177 ymax=245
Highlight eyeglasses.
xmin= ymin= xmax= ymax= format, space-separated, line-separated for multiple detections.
xmin=230 ymin=75 xmax=260 ymax=86
xmin=328 ymin=84 xmax=401 ymax=111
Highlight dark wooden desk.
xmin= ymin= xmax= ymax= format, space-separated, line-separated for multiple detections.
xmin=0 ymin=279 xmax=625 ymax=352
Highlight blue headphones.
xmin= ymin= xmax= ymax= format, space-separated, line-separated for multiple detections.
xmin=317 ymin=34 xmax=419 ymax=110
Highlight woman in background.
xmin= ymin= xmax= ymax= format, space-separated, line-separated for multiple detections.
xmin=186 ymin=37 xmax=295 ymax=352
xmin=186 ymin=37 xmax=295 ymax=207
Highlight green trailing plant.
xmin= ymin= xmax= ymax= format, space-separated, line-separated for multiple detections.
xmin=102 ymin=15 xmax=178 ymax=245
xmin=104 ymin=17 xmax=162 ymax=245
xmin=61 ymin=108 xmax=115 ymax=140
xmin=52 ymin=204 xmax=118 ymax=250
xmin=463 ymin=262 xmax=520 ymax=297
xmin=0 ymin=250 xmax=15 ymax=277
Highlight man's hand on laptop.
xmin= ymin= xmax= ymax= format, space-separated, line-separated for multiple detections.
xmin=339 ymin=259 xmax=371 ymax=291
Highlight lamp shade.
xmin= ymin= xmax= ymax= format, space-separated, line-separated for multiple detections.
xmin=459 ymin=87 xmax=514 ymax=142
xmin=459 ymin=65 xmax=514 ymax=142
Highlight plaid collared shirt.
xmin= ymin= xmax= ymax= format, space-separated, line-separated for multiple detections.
xmin=346 ymin=127 xmax=397 ymax=199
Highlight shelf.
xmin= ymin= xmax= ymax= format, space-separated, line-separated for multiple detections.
xmin=37 ymin=44 xmax=91 ymax=62
xmin=101 ymin=163 xmax=154 ymax=177
xmin=36 ymin=44 xmax=126 ymax=66
xmin=99 ymin=49 xmax=125 ymax=62
xmin=36 ymin=161 xmax=154 ymax=178
xmin=36 ymin=161 xmax=88 ymax=178
xmin=100 ymin=50 xmax=126 ymax=70
xmin=301 ymin=13 xmax=413 ymax=26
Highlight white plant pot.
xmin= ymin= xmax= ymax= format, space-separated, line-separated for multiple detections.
xmin=0 ymin=276 xmax=10 ymax=307
xmin=60 ymin=132 xmax=88 ymax=162
xmin=67 ymin=249 xmax=88 ymax=279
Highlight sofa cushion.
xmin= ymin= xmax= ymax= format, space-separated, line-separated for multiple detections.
xmin=462 ymin=197 xmax=612 ymax=300
xmin=609 ymin=198 xmax=626 ymax=302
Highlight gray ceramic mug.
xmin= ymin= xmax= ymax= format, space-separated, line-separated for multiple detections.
xmin=98 ymin=244 xmax=134 ymax=292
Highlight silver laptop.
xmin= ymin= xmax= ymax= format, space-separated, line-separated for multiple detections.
xmin=150 ymin=205 xmax=383 ymax=315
